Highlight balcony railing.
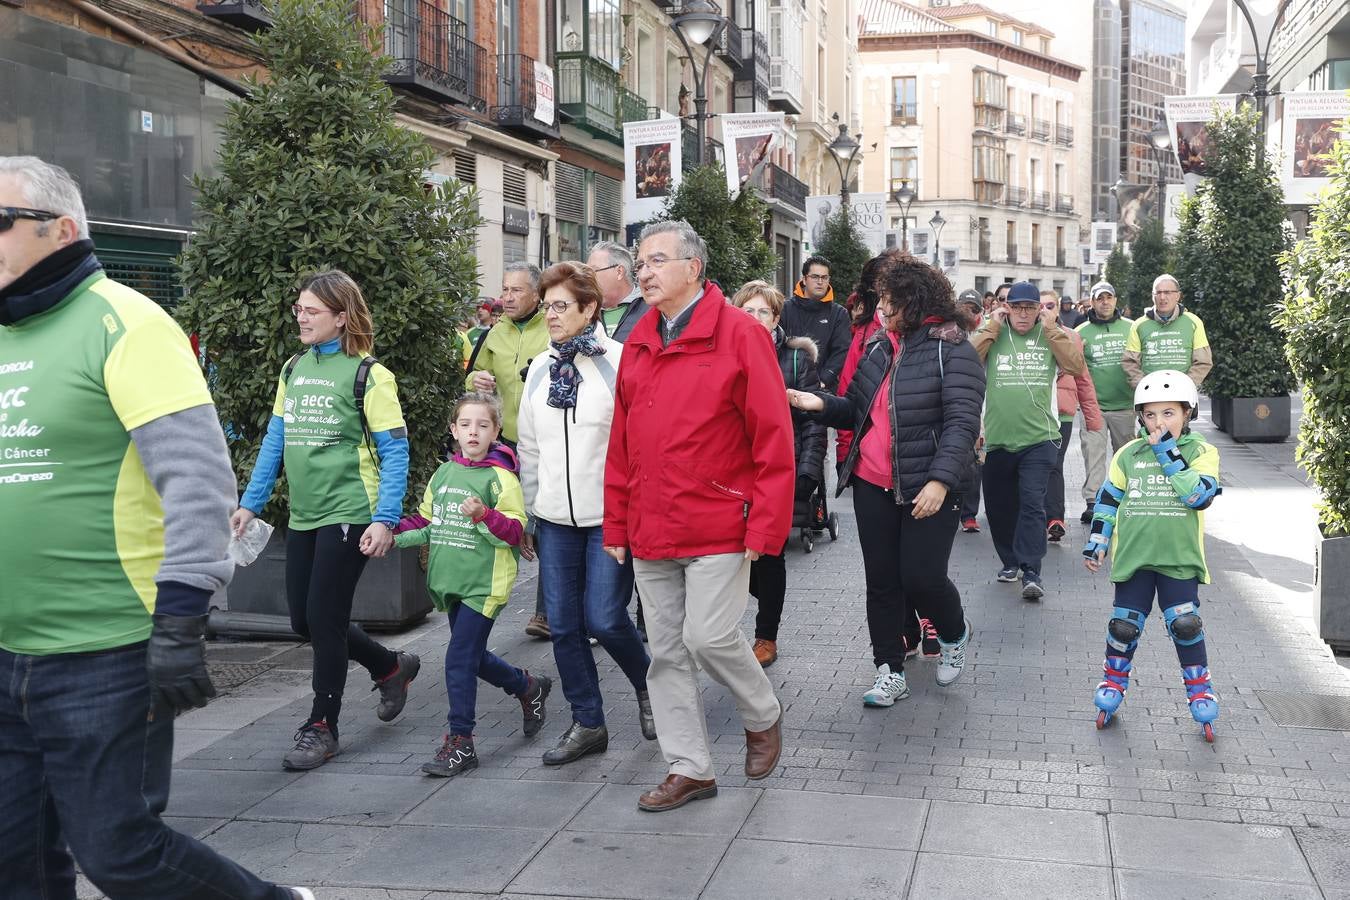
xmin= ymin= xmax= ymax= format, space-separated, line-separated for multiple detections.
xmin=978 ymin=239 xmax=991 ymax=263
xmin=717 ymin=18 xmax=746 ymax=69
xmin=377 ymin=0 xmax=466 ymax=104
xmin=1006 ymin=244 xmax=1019 ymax=264
xmin=769 ymin=163 xmax=807 ymax=211
xmin=618 ymin=86 xmax=648 ymax=129
xmin=1004 ymin=186 xmax=1026 ymax=206
xmin=1005 ymin=112 xmax=1026 ymax=135
xmin=196 ymin=0 xmax=271 ymax=32
xmin=1031 ymin=117 xmax=1052 ymax=141
xmin=491 ymin=53 xmax=560 ymax=139
xmin=1056 ymin=249 xmax=1067 ymax=267
xmin=1055 ymin=193 xmax=1074 ymax=214
xmin=1032 ymin=247 xmax=1043 ymax=266
xmin=1030 ymin=190 xmax=1050 ymax=210
xmin=892 ymin=102 xmax=917 ymax=125
xmin=456 ymin=34 xmax=491 ymax=113
xmin=556 ymin=52 xmax=620 ymax=140
xmin=733 ymin=30 xmax=771 ymax=110
xmin=681 ymin=122 xmax=723 ymax=171
xmin=1055 ymin=123 xmax=1074 ymax=146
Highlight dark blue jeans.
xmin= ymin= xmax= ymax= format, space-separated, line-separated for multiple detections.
xmin=445 ymin=603 xmax=529 ymax=737
xmin=538 ymin=520 xmax=650 ymax=728
xmin=1112 ymin=570 xmax=1207 ymax=667
xmin=982 ymin=440 xmax=1058 ymax=576
xmin=0 ymin=642 xmax=287 ymax=900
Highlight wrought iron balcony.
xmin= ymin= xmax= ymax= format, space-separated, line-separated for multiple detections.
xmin=717 ymin=18 xmax=746 ymax=70
xmin=371 ymin=0 xmax=480 ymax=107
xmin=556 ymin=52 xmax=620 ymax=140
xmin=681 ymin=121 xmax=722 ymax=171
xmin=1004 ymin=186 xmax=1026 ymax=206
xmin=892 ymin=103 xmax=918 ymax=126
xmin=1055 ymin=193 xmax=1074 ymax=214
xmin=456 ymin=35 xmax=491 ymax=113
xmin=196 ymin=0 xmax=271 ymax=32
xmin=1030 ymin=190 xmax=1050 ymax=210
xmin=618 ymin=86 xmax=649 ymax=129
xmin=1004 ymin=113 xmax=1026 ymax=136
xmin=1031 ymin=117 xmax=1052 ymax=141
xmin=769 ymin=163 xmax=807 ymax=212
xmin=733 ymin=30 xmax=770 ymax=110
xmin=1055 ymin=123 xmax=1074 ymax=146
xmin=1056 ymin=248 xmax=1067 ymax=267
xmin=492 ymin=53 xmax=560 ymax=140
xmin=1032 ymin=246 xmax=1043 ymax=266
xmin=1006 ymin=244 xmax=1019 ymax=264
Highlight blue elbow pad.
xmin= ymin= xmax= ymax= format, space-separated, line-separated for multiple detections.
xmin=1083 ymin=482 xmax=1122 ymax=557
xmin=371 ymin=429 xmax=410 ymax=525
xmin=1183 ymin=475 xmax=1220 ymax=510
xmin=1151 ymin=436 xmax=1187 ymax=477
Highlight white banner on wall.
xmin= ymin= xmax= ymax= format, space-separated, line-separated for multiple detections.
xmin=533 ymin=63 xmax=555 ymax=126
xmin=1089 ymin=221 xmax=1117 ymax=265
xmin=623 ymin=117 xmax=682 ymax=227
xmin=805 ymin=194 xmax=887 ymax=256
xmin=720 ymin=112 xmax=786 ymax=198
xmin=1163 ymin=94 xmax=1239 ymax=185
xmin=1280 ymin=91 xmax=1350 ymax=205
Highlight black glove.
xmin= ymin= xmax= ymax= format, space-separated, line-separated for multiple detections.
xmin=147 ymin=613 xmax=217 ymax=714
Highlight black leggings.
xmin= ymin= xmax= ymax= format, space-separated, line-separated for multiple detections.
xmin=852 ymin=478 xmax=966 ymax=671
xmin=286 ymin=524 xmax=399 ymax=734
xmin=749 ymin=552 xmax=786 ymax=641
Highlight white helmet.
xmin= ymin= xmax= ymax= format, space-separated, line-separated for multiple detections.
xmin=1134 ymin=369 xmax=1199 ymax=410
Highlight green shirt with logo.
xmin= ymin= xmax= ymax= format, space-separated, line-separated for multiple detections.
xmin=983 ymin=325 xmax=1061 ymax=453
xmin=1076 ymin=316 xmax=1135 ymax=410
xmin=1125 ymin=310 xmax=1209 ymax=376
xmin=0 ymin=273 xmax=215 ymax=655
xmin=1102 ymin=433 xmax=1219 ymax=584
xmin=270 ymin=349 xmax=405 ymax=530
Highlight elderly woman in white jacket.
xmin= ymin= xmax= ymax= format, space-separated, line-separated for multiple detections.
xmin=518 ymin=261 xmax=656 ymax=766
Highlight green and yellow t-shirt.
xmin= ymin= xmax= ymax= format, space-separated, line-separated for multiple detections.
xmin=0 ymin=273 xmax=213 ymax=655
xmin=982 ymin=324 xmax=1061 ymax=453
xmin=270 ymin=349 xmax=404 ymax=530
xmin=1105 ymin=433 xmax=1219 ymax=584
xmin=1125 ymin=310 xmax=1209 ymax=376
xmin=1076 ymin=316 xmax=1135 ymax=411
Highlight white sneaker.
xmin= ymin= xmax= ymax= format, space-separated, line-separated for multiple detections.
xmin=863 ymin=664 xmax=909 ymax=707
xmin=936 ymin=618 xmax=972 ymax=687
xmin=286 ymin=890 xmax=316 ymax=900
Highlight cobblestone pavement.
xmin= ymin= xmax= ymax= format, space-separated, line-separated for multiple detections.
xmin=81 ymin=401 xmax=1350 ymax=898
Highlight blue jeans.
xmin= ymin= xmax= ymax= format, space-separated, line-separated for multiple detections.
xmin=538 ymin=520 xmax=650 ymax=728
xmin=445 ymin=603 xmax=529 ymax=737
xmin=0 ymin=642 xmax=286 ymax=900
xmin=983 ymin=440 xmax=1058 ymax=576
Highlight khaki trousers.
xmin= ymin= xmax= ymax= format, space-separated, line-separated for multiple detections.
xmin=634 ymin=552 xmax=783 ymax=781
xmin=1081 ymin=409 xmax=1138 ymax=501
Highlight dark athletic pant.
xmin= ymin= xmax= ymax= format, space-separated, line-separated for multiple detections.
xmin=750 ymin=552 xmax=787 ymax=642
xmin=982 ymin=440 xmax=1057 ymax=576
xmin=286 ymin=524 xmax=399 ymax=735
xmin=1109 ymin=570 xmax=1207 ymax=668
xmin=1045 ymin=419 xmax=1076 ymax=523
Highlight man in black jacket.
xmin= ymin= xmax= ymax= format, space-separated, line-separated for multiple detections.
xmin=780 ymin=256 xmax=851 ymax=391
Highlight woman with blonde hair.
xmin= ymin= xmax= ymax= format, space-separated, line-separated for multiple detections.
xmin=232 ymin=269 xmax=420 ymax=771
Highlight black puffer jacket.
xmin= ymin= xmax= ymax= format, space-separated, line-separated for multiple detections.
xmin=814 ymin=320 xmax=985 ymax=503
xmin=777 ymin=331 xmax=827 ymax=489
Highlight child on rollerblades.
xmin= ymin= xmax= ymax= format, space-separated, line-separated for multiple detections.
xmin=1082 ymin=370 xmax=1222 ymax=741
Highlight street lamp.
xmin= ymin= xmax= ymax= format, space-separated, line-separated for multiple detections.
xmin=1232 ymin=0 xmax=1292 ymax=166
xmin=828 ymin=117 xmax=863 ymax=205
xmin=670 ymin=0 xmax=727 ymax=167
xmin=1150 ymin=115 xmax=1171 ymax=222
xmin=928 ymin=209 xmax=946 ymax=266
xmin=891 ymin=177 xmax=915 ymax=250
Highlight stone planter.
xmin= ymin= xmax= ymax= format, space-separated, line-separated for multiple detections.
xmin=1209 ymin=395 xmax=1231 ymax=432
xmin=223 ymin=531 xmax=432 ymax=631
xmin=1227 ymin=395 xmax=1291 ymax=443
xmin=1316 ymin=531 xmax=1350 ymax=653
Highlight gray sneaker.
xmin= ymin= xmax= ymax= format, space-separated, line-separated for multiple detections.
xmin=283 ymin=723 xmax=339 ymax=771
xmin=542 ymin=721 xmax=609 ymax=766
xmin=373 ymin=651 xmax=420 ymax=722
xmin=518 ymin=673 xmax=552 ymax=737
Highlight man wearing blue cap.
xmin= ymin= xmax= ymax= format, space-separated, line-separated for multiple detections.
xmin=970 ymin=281 xmax=1086 ymax=600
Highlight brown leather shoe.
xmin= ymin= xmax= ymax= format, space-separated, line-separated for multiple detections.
xmin=744 ymin=712 xmax=782 ymax=780
xmin=752 ymin=638 xmax=778 ymax=667
xmin=637 ymin=774 xmax=718 ymax=812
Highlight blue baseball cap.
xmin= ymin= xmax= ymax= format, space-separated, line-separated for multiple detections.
xmin=1005 ymin=281 xmax=1040 ymax=305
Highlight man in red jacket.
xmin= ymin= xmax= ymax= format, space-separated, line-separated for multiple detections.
xmin=604 ymin=220 xmax=794 ymax=812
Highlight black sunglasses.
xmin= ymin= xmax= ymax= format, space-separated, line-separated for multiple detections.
xmin=0 ymin=208 xmax=60 ymax=233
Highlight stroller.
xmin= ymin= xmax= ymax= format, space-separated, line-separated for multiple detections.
xmin=795 ymin=478 xmax=839 ymax=553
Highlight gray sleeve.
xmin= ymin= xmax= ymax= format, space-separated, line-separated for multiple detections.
xmin=129 ymin=403 xmax=238 ymax=594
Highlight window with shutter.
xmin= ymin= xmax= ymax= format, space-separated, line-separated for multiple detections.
xmin=503 ymin=164 xmax=528 ymax=206
xmin=453 ymin=150 xmax=477 ymax=184
xmin=592 ymin=173 xmax=621 ymax=232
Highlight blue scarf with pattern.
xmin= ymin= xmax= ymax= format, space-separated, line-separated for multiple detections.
xmin=547 ymin=324 xmax=606 ymax=409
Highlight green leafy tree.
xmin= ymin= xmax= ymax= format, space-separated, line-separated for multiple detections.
xmin=1104 ymin=243 xmax=1132 ymax=308
xmin=1173 ymin=106 xmax=1293 ymax=399
xmin=177 ymin=0 xmax=482 ymax=519
xmin=1277 ymin=134 xmax=1350 ymax=535
xmin=814 ymin=206 xmax=872 ymax=302
xmin=1123 ymin=218 xmax=1173 ymax=316
xmin=653 ymin=164 xmax=776 ymax=290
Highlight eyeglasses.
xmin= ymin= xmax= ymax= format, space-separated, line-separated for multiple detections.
xmin=633 ymin=255 xmax=693 ymax=275
xmin=0 ymin=207 xmax=59 ymax=233
xmin=591 ymin=264 xmax=621 ymax=274
xmin=291 ymin=304 xmax=332 ymax=319
xmin=1008 ymin=304 xmax=1040 ymax=313
xmin=1153 ymin=290 xmax=1180 ymax=297
xmin=544 ymin=300 xmax=580 ymax=314
xmin=742 ymin=307 xmax=776 ymax=319
xmin=804 ymin=274 xmax=831 ymax=282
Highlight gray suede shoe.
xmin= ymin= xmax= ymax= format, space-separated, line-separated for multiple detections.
xmin=283 ymin=723 xmax=339 ymax=771
xmin=542 ymin=722 xmax=609 ymax=766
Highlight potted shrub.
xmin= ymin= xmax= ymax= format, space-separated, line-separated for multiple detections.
xmin=1175 ymin=107 xmax=1294 ymax=442
xmin=178 ymin=0 xmax=482 ymax=628
xmin=1277 ymin=131 xmax=1350 ymax=650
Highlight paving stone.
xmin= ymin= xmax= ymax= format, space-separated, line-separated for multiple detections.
xmin=701 ymin=839 xmax=914 ymax=900
xmin=204 ymin=820 xmax=383 ymax=883
xmin=1292 ymin=826 xmax=1350 ymax=895
xmin=921 ymin=799 xmax=1108 ymax=866
xmin=738 ymin=789 xmax=926 ymax=850
xmin=329 ymin=825 xmax=549 ymax=893
xmin=564 ymin=783 xmax=759 ymax=836
xmin=240 ymin=773 xmax=443 ymax=826
xmin=401 ymin=778 xmax=601 ymax=831
xmin=908 ymin=852 xmax=1111 ymax=899
xmin=164 ymin=769 xmax=300 ymax=819
xmin=507 ymin=831 xmax=729 ymax=900
xmin=1109 ymin=814 xmax=1314 ymax=883
xmin=161 ymin=816 xmax=227 ymax=839
xmin=1115 ymin=870 xmax=1322 ymax=900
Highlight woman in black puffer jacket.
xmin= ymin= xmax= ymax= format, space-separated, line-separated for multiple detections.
xmin=790 ymin=254 xmax=985 ymax=706
xmin=732 ymin=281 xmax=826 ymax=668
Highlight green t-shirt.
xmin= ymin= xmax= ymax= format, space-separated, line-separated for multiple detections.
xmin=1125 ymin=310 xmax=1209 ymax=376
xmin=1104 ymin=433 xmax=1219 ymax=584
xmin=982 ymin=324 xmax=1061 ymax=453
xmin=270 ymin=349 xmax=405 ymax=530
xmin=0 ymin=273 xmax=215 ymax=655
xmin=394 ymin=457 xmax=526 ymax=618
xmin=601 ymin=303 xmax=627 ymax=336
xmin=1076 ymin=316 xmax=1135 ymax=410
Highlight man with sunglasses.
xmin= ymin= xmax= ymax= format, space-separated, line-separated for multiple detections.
xmin=0 ymin=157 xmax=312 ymax=897
xmin=588 ymin=240 xmax=650 ymax=343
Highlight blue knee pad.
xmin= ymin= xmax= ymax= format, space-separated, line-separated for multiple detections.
xmin=1163 ymin=601 xmax=1204 ymax=647
xmin=1106 ymin=607 xmax=1147 ymax=654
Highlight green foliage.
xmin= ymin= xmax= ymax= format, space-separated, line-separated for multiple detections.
xmin=654 ymin=164 xmax=776 ymax=290
xmin=1122 ymin=219 xmax=1173 ymax=317
xmin=177 ymin=0 xmax=482 ymax=520
xmin=1277 ymin=133 xmax=1350 ymax=535
xmin=1104 ymin=243 xmax=1132 ymax=308
xmin=814 ymin=206 xmax=872 ymax=302
xmin=1172 ymin=106 xmax=1293 ymax=399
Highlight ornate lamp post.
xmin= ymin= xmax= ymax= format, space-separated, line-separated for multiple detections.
xmin=1150 ymin=115 xmax=1172 ymax=222
xmin=1232 ymin=0 xmax=1292 ymax=166
xmin=828 ymin=118 xmax=863 ymax=206
xmin=928 ymin=209 xmax=946 ymax=266
xmin=671 ymin=0 xmax=727 ymax=167
xmin=890 ymin=177 xmax=915 ymax=250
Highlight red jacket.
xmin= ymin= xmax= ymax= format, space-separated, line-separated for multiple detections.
xmin=1055 ymin=327 xmax=1104 ymax=430
xmin=835 ymin=316 xmax=882 ymax=462
xmin=603 ymin=282 xmax=796 ymax=559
